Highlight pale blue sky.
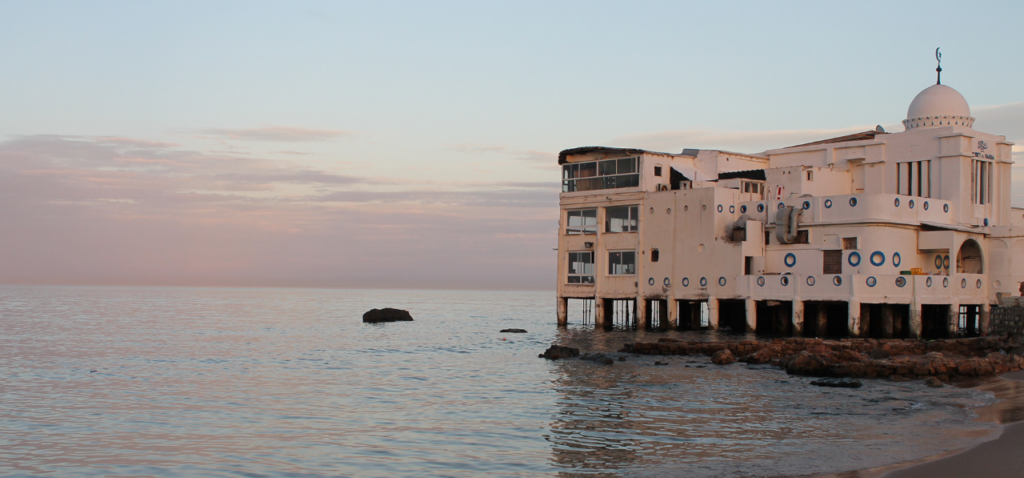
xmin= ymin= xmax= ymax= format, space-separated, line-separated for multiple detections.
xmin=1 ymin=1 xmax=1022 ymax=289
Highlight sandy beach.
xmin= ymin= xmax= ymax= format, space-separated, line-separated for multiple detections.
xmin=815 ymin=370 xmax=1024 ymax=478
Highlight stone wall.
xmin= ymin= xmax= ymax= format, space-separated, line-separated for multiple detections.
xmin=990 ymin=306 xmax=1024 ymax=337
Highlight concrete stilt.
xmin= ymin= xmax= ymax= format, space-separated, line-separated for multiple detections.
xmin=948 ymin=303 xmax=960 ymax=337
xmin=848 ymin=299 xmax=861 ymax=337
xmin=557 ymin=297 xmax=568 ymax=326
xmin=745 ymin=298 xmax=757 ymax=333
xmin=595 ymin=298 xmax=608 ymax=329
xmin=668 ymin=298 xmax=679 ymax=329
xmin=636 ymin=295 xmax=647 ymax=330
xmin=707 ymin=296 xmax=720 ymax=329
xmin=908 ymin=299 xmax=921 ymax=338
xmin=792 ymin=298 xmax=804 ymax=335
xmin=981 ymin=303 xmax=991 ymax=334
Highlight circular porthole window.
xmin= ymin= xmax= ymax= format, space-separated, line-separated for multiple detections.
xmin=700 ymin=277 xmax=708 ymax=287
xmin=757 ymin=204 xmax=765 ymax=213
xmin=943 ymin=277 xmax=949 ymax=288
xmin=848 ymin=251 xmax=861 ymax=267
xmin=663 ymin=277 xmax=671 ymax=287
xmin=781 ymin=276 xmax=790 ymax=286
xmin=935 ymin=255 xmax=943 ymax=270
xmin=866 ymin=276 xmax=877 ymax=287
xmin=926 ymin=277 xmax=933 ymax=287
xmin=806 ymin=276 xmax=816 ymax=286
xmin=778 ymin=203 xmax=785 ymax=210
xmin=943 ymin=204 xmax=949 ymax=213
xmin=870 ymin=251 xmax=885 ymax=267
xmin=896 ymin=276 xmax=907 ymax=288
xmin=729 ymin=205 xmax=735 ymax=213
xmin=977 ymin=279 xmax=983 ymax=289
xmin=717 ymin=205 xmax=723 ymax=213
xmin=892 ymin=252 xmax=901 ymax=267
xmin=924 ymin=201 xmax=930 ymax=210
xmin=802 ymin=201 xmax=810 ymax=210
xmin=740 ymin=205 xmax=747 ymax=213
xmin=849 ymin=197 xmax=858 ymax=207
xmin=648 ymin=277 xmax=655 ymax=286
xmin=719 ymin=277 xmax=727 ymax=286
xmin=961 ymin=278 xmax=967 ymax=289
xmin=833 ymin=276 xmax=843 ymax=286
xmin=784 ymin=253 xmax=797 ymax=267
xmin=757 ymin=276 xmax=765 ymax=287
xmin=943 ymin=255 xmax=950 ymax=269
xmin=824 ymin=199 xmax=833 ymax=208
xmin=909 ymin=200 xmax=915 ymax=209
xmin=682 ymin=277 xmax=689 ymax=287
xmin=894 ymin=198 xmax=900 ymax=207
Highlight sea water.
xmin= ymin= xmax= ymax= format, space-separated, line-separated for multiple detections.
xmin=0 ymin=286 xmax=1002 ymax=477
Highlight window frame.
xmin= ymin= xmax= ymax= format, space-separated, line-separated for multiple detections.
xmin=565 ymin=209 xmax=598 ymax=235
xmin=567 ymin=251 xmax=595 ymax=284
xmin=604 ymin=205 xmax=639 ymax=233
xmin=562 ymin=157 xmax=640 ymax=193
xmin=607 ymin=250 xmax=636 ymax=276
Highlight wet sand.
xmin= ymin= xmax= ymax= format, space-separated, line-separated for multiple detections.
xmin=814 ymin=370 xmax=1024 ymax=478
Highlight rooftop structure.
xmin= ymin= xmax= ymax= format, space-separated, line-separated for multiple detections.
xmin=555 ymin=73 xmax=1022 ymax=339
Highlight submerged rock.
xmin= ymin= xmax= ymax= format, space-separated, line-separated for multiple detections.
xmin=810 ymin=378 xmax=863 ymax=388
xmin=924 ymin=376 xmax=943 ymax=388
xmin=539 ymin=345 xmax=580 ymax=360
xmin=785 ymin=351 xmax=829 ymax=376
xmin=654 ymin=361 xmax=668 ymax=366
xmin=712 ymin=349 xmax=736 ymax=365
xmin=362 ymin=308 xmax=414 ymax=323
xmin=740 ymin=348 xmax=773 ymax=364
xmin=580 ymin=353 xmax=614 ymax=365
xmin=500 ymin=328 xmax=528 ymax=333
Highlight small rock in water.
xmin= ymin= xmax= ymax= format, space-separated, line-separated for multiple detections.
xmin=89 ymin=370 xmax=97 ymax=373
xmin=654 ymin=361 xmax=668 ymax=366
xmin=362 ymin=308 xmax=414 ymax=323
xmin=500 ymin=328 xmax=527 ymax=333
xmin=618 ymin=356 xmax=627 ymax=362
xmin=739 ymin=348 xmax=773 ymax=364
xmin=924 ymin=377 xmax=943 ymax=388
xmin=539 ymin=345 xmax=580 ymax=360
xmin=810 ymin=378 xmax=863 ymax=388
xmin=580 ymin=353 xmax=614 ymax=365
xmin=712 ymin=349 xmax=736 ymax=365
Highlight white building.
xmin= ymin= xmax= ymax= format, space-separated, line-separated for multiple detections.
xmin=555 ymin=80 xmax=1023 ymax=339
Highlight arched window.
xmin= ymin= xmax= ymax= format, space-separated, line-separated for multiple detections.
xmin=956 ymin=239 xmax=983 ymax=274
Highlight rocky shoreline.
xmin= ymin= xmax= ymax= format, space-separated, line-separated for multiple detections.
xmin=620 ymin=336 xmax=1024 ymax=381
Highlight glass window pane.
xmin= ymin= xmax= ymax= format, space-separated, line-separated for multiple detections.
xmin=579 ymin=162 xmax=597 ymax=178
xmin=623 ymin=251 xmax=635 ymax=274
xmin=628 ymin=207 xmax=638 ymax=231
xmin=618 ymin=158 xmax=636 ymax=174
xmin=599 ymin=160 xmax=617 ymax=176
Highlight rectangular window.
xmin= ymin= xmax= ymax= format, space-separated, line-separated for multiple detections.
xmin=897 ymin=161 xmax=932 ymax=197
xmin=823 ymin=250 xmax=843 ymax=274
xmin=971 ymin=160 xmax=992 ymax=205
xmin=562 ymin=157 xmax=641 ymax=192
xmin=650 ymin=249 xmax=659 ymax=262
xmin=654 ymin=166 xmax=662 ymax=177
xmin=795 ymin=230 xmax=809 ymax=244
xmin=567 ymin=252 xmax=594 ymax=283
xmin=566 ymin=209 xmax=597 ymax=235
xmin=605 ymin=206 xmax=639 ymax=233
xmin=608 ymin=251 xmax=636 ymax=275
xmin=765 ymin=230 xmax=771 ymax=246
xmin=842 ymin=237 xmax=858 ymax=250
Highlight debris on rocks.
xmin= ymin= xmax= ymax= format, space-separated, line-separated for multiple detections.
xmin=362 ymin=308 xmax=414 ymax=323
xmin=539 ymin=345 xmax=580 ymax=360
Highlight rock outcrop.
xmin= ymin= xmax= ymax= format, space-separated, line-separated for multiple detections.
xmin=362 ymin=308 xmax=414 ymax=323
xmin=711 ymin=349 xmax=736 ymax=365
xmin=539 ymin=345 xmax=580 ymax=360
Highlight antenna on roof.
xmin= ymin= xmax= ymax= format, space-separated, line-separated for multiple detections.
xmin=935 ymin=47 xmax=942 ymax=85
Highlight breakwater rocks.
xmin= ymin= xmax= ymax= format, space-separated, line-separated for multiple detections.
xmin=539 ymin=345 xmax=580 ymax=360
xmin=362 ymin=308 xmax=414 ymax=323
xmin=621 ymin=336 xmax=1023 ymax=381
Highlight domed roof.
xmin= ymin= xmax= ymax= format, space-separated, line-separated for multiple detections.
xmin=903 ymin=84 xmax=974 ymax=130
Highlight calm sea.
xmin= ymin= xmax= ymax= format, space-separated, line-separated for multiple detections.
xmin=0 ymin=286 xmax=1003 ymax=477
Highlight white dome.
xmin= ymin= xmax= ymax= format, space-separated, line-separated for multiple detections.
xmin=903 ymin=84 xmax=974 ymax=130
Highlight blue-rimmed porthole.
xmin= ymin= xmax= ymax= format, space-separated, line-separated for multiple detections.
xmin=943 ymin=204 xmax=949 ymax=213
xmin=757 ymin=276 xmax=765 ymax=287
xmin=935 ymin=255 xmax=943 ymax=270
xmin=778 ymin=203 xmax=785 ymax=210
xmin=866 ymin=276 xmax=877 ymax=287
xmin=896 ymin=276 xmax=907 ymax=288
xmin=807 ymin=276 xmax=816 ymax=286
xmin=909 ymin=200 xmax=915 ymax=209
xmin=781 ymin=276 xmax=790 ymax=286
xmin=648 ymin=277 xmax=655 ymax=286
xmin=757 ymin=203 xmax=765 ymax=213
xmin=663 ymin=277 xmax=671 ymax=287
xmin=740 ymin=205 xmax=747 ymax=213
xmin=717 ymin=205 xmax=723 ymax=213
xmin=848 ymin=251 xmax=861 ymax=267
xmin=961 ymin=278 xmax=967 ymax=289
xmin=892 ymin=252 xmax=901 ymax=267
xmin=849 ymin=197 xmax=858 ymax=207
xmin=870 ymin=251 xmax=885 ymax=267
xmin=719 ymin=277 xmax=727 ymax=286
xmin=729 ymin=205 xmax=735 ymax=213
xmin=926 ymin=277 xmax=933 ymax=287
xmin=833 ymin=276 xmax=843 ymax=286
xmin=943 ymin=277 xmax=949 ymax=288
xmin=802 ymin=200 xmax=810 ymax=210
xmin=894 ymin=198 xmax=900 ymax=207
xmin=977 ymin=279 xmax=983 ymax=289
xmin=784 ymin=253 xmax=797 ymax=267
xmin=824 ymin=199 xmax=833 ymax=208
xmin=682 ymin=277 xmax=689 ymax=287
xmin=943 ymin=255 xmax=950 ymax=269
xmin=699 ymin=277 xmax=708 ymax=287
xmin=924 ymin=201 xmax=930 ymax=211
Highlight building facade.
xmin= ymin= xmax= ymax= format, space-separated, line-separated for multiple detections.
xmin=555 ymin=82 xmax=1024 ymax=338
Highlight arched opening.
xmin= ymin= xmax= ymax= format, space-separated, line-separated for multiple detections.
xmin=956 ymin=239 xmax=983 ymax=274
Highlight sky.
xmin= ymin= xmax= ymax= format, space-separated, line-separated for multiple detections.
xmin=1 ymin=0 xmax=1023 ymax=290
